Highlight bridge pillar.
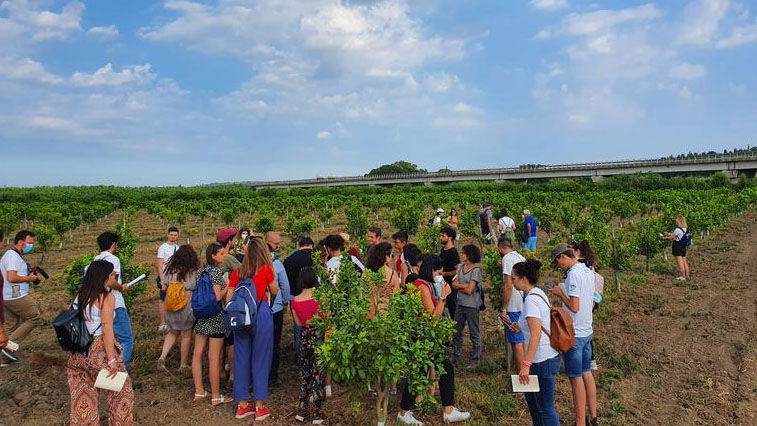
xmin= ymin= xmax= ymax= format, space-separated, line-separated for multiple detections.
xmin=721 ymin=169 xmax=738 ymax=183
xmin=591 ymin=175 xmax=605 ymax=183
xmin=423 ymin=180 xmax=433 ymax=186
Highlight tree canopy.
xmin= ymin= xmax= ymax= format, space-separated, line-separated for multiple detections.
xmin=366 ymin=161 xmax=427 ymax=176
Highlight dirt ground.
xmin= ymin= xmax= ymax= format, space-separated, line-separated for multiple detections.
xmin=1 ymin=208 xmax=755 ymax=425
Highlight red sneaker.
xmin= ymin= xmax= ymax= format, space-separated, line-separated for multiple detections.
xmin=235 ymin=404 xmax=255 ymax=419
xmin=255 ymin=407 xmax=271 ymax=421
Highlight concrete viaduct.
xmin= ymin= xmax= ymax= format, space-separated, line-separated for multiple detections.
xmin=250 ymin=153 xmax=757 ymax=189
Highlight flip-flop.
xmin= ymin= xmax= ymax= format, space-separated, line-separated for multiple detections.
xmin=211 ymin=395 xmax=232 ymax=406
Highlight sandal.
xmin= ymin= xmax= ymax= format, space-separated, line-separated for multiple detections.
xmin=211 ymin=395 xmax=232 ymax=406
xmin=193 ymin=391 xmax=209 ymax=402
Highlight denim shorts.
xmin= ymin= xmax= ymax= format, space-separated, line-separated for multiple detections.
xmin=505 ymin=312 xmax=525 ymax=343
xmin=563 ymin=335 xmax=593 ymax=378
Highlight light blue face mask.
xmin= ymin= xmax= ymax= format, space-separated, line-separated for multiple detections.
xmin=22 ymin=243 xmax=34 ymax=254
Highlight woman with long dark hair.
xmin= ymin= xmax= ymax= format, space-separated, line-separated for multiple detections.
xmin=292 ymin=266 xmax=325 ymax=423
xmin=157 ymin=244 xmax=199 ymax=372
xmin=365 ymin=241 xmax=400 ymax=315
xmin=397 ymin=254 xmax=469 ymax=425
xmin=66 ymin=260 xmax=134 ymax=425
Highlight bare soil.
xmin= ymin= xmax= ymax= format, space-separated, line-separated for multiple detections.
xmin=1 ymin=208 xmax=755 ymax=425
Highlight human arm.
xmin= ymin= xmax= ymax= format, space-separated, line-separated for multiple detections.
xmin=99 ymin=293 xmax=120 ymax=378
xmin=7 ymin=270 xmax=38 ymax=283
xmin=502 ymin=274 xmax=513 ymax=311
xmin=550 ymin=286 xmax=580 ymax=312
xmin=276 ymin=262 xmax=290 ymax=304
xmin=518 ymin=316 xmax=543 ymax=385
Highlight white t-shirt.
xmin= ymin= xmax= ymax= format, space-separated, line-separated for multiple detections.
xmin=519 ymin=287 xmax=559 ymax=363
xmin=564 ymin=262 xmax=595 ymax=338
xmin=93 ymin=251 xmax=125 ymax=310
xmin=498 ymin=216 xmax=515 ymax=233
xmin=157 ymin=242 xmax=179 ymax=274
xmin=326 ymin=255 xmax=365 ymax=284
xmin=673 ymin=227 xmax=686 ymax=241
xmin=1 ymin=249 xmax=30 ymax=300
xmin=73 ymin=296 xmax=104 ymax=336
xmin=502 ymin=250 xmax=526 ymax=312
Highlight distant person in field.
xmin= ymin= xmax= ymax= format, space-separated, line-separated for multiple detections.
xmin=365 ymin=242 xmax=401 ymax=316
xmin=396 ymin=254 xmax=471 ymax=425
xmin=339 ymin=232 xmax=363 ymax=263
xmin=291 ymin=267 xmax=326 ymax=424
xmin=522 ymin=210 xmax=539 ymax=251
xmin=391 ymin=231 xmax=410 ymax=282
xmin=217 ymin=228 xmax=242 ymax=273
xmin=478 ymin=202 xmax=495 ymax=245
xmin=448 ymin=209 xmax=460 ymax=240
xmin=498 ymin=236 xmax=526 ymax=370
xmin=510 ymin=259 xmax=561 ymax=426
xmin=431 ymin=208 xmax=445 ymax=225
xmin=497 ymin=208 xmax=517 ymax=243
xmin=67 ymin=260 xmax=134 ymax=425
xmin=549 ymin=243 xmax=598 ymax=426
xmin=156 ymin=226 xmax=180 ymax=331
xmin=228 ymin=236 xmax=278 ymax=421
xmin=0 ymin=229 xmax=7 ymax=351
xmin=365 ymin=227 xmax=382 ymax=256
xmin=234 ymin=228 xmax=252 ymax=262
xmin=570 ymin=240 xmax=602 ymax=372
xmin=92 ymin=231 xmax=134 ymax=371
xmin=265 ymin=231 xmax=291 ymax=387
xmin=452 ymin=244 xmax=484 ymax=370
xmin=284 ymin=235 xmax=315 ymax=364
xmin=325 ymin=234 xmax=365 ymax=284
xmin=664 ymin=216 xmax=691 ymax=281
xmin=1 ymin=230 xmax=41 ymax=367
xmin=157 ymin=244 xmax=198 ymax=373
xmin=192 ymin=243 xmax=232 ymax=407
xmin=439 ymin=227 xmax=460 ymax=318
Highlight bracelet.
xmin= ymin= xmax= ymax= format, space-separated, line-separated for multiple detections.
xmin=521 ymin=360 xmax=532 ymax=368
xmin=107 ymin=358 xmax=117 ymax=366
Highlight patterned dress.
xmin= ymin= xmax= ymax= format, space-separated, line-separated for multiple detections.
xmin=192 ymin=266 xmax=228 ymax=337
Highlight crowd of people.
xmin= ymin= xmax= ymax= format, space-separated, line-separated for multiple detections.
xmin=0 ymin=209 xmax=694 ymax=425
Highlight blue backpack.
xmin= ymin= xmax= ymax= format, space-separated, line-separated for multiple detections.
xmin=191 ymin=271 xmax=221 ymax=319
xmin=224 ymin=278 xmax=258 ymax=333
xmin=677 ymin=227 xmax=693 ymax=247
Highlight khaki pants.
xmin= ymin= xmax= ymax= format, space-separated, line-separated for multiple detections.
xmin=4 ymin=295 xmax=42 ymax=342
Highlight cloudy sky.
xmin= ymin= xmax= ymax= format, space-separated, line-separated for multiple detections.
xmin=1 ymin=0 xmax=756 ymax=186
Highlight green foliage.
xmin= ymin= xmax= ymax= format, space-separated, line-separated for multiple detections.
xmin=458 ymin=206 xmax=480 ymax=240
xmin=286 ymin=215 xmax=317 ymax=238
xmin=366 ymin=161 xmax=427 ymax=176
xmin=121 ymin=263 xmax=151 ymax=310
xmin=482 ymin=247 xmax=503 ymax=312
xmin=220 ymin=208 xmax=236 ymax=226
xmin=64 ymin=253 xmax=98 ymax=297
xmin=389 ymin=205 xmax=422 ymax=235
xmin=317 ymin=207 xmax=335 ymax=227
xmin=416 ymin=223 xmax=441 ymax=254
xmin=345 ymin=205 xmax=369 ymax=240
xmin=32 ymin=223 xmax=55 ymax=251
xmin=255 ymin=214 xmax=275 ymax=235
xmin=630 ymin=219 xmax=667 ymax=271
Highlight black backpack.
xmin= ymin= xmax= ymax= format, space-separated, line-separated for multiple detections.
xmin=52 ymin=303 xmax=99 ymax=354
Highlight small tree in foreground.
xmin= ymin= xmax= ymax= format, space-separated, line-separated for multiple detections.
xmin=312 ymin=254 xmax=455 ymax=426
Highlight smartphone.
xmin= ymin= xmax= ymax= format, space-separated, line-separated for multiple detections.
xmin=452 ymin=274 xmax=458 ymax=282
xmin=545 ymin=282 xmax=555 ymax=291
xmin=498 ymin=312 xmax=513 ymax=327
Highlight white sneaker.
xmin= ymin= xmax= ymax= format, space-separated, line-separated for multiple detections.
xmin=324 ymin=385 xmax=332 ymax=398
xmin=443 ymin=407 xmax=470 ymax=423
xmin=675 ymin=276 xmax=686 ymax=281
xmin=397 ymin=411 xmax=423 ymax=425
xmin=590 ymin=360 xmax=598 ymax=371
xmin=158 ymin=323 xmax=169 ymax=332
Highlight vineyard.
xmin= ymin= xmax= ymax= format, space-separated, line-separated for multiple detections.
xmin=1 ymin=173 xmax=757 ymax=425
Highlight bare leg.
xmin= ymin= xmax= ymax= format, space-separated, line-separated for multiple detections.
xmin=570 ymin=376 xmax=587 ymax=425
xmin=179 ymin=330 xmax=192 ymax=368
xmin=683 ymin=257 xmax=691 ymax=278
xmin=158 ymin=301 xmax=166 ymax=325
xmin=208 ymin=337 xmax=225 ymax=398
xmin=583 ymin=371 xmax=598 ymax=420
xmin=512 ymin=343 xmax=525 ymax=370
xmin=159 ymin=331 xmax=179 ymax=360
xmin=193 ymin=334 xmax=208 ymax=396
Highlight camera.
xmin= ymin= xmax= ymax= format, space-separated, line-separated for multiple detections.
xmin=31 ymin=266 xmax=49 ymax=286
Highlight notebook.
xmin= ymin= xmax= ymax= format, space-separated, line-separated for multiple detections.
xmin=95 ymin=369 xmax=129 ymax=392
xmin=511 ymin=375 xmax=540 ymax=392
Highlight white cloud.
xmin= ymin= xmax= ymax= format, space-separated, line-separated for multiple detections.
xmin=559 ymin=4 xmax=663 ymax=36
xmin=668 ymin=62 xmax=707 ymax=80
xmin=0 ymin=56 xmax=64 ymax=84
xmin=716 ymin=21 xmax=757 ymax=48
xmin=452 ymin=102 xmax=480 ymax=114
xmin=87 ymin=25 xmax=118 ymax=39
xmin=70 ymin=63 xmax=156 ymax=87
xmin=423 ymin=73 xmax=460 ymax=93
xmin=0 ymin=0 xmax=84 ymax=41
xmin=676 ymin=0 xmax=730 ymax=46
xmin=316 ymin=131 xmax=332 ymax=139
xmin=530 ymin=0 xmax=568 ymax=12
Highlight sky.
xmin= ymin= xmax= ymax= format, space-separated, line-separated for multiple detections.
xmin=1 ymin=0 xmax=756 ymax=187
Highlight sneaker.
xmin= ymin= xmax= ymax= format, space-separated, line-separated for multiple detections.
xmin=397 ymin=411 xmax=424 ymax=425
xmin=589 ymin=417 xmax=600 ymax=426
xmin=324 ymin=385 xmax=332 ymax=398
xmin=255 ymin=407 xmax=271 ymax=421
xmin=465 ymin=361 xmax=480 ymax=370
xmin=675 ymin=276 xmax=686 ymax=281
xmin=1 ymin=350 xmax=21 ymax=367
xmin=158 ymin=323 xmax=169 ymax=332
xmin=312 ymin=415 xmax=324 ymax=425
xmin=368 ymin=389 xmax=378 ymax=398
xmin=443 ymin=407 xmax=470 ymax=423
xmin=590 ymin=360 xmax=598 ymax=371
xmin=156 ymin=358 xmax=167 ymax=371
xmin=295 ymin=407 xmax=307 ymax=422
xmin=1 ymin=349 xmax=19 ymax=362
xmin=236 ymin=404 xmax=255 ymax=419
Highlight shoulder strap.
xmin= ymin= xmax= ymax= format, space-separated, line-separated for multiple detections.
xmin=526 ymin=292 xmax=552 ymax=337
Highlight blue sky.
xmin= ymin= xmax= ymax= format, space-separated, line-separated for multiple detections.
xmin=1 ymin=0 xmax=756 ymax=186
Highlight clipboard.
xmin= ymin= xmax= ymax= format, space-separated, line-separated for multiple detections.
xmin=95 ymin=369 xmax=129 ymax=392
xmin=511 ymin=375 xmax=540 ymax=392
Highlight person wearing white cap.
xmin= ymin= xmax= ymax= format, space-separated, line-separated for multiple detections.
xmin=432 ymin=208 xmax=445 ymax=225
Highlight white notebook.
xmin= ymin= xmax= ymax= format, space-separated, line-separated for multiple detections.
xmin=511 ymin=375 xmax=540 ymax=392
xmin=95 ymin=369 xmax=129 ymax=392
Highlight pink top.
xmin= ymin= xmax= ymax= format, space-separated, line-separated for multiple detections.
xmin=291 ymin=298 xmax=322 ymax=327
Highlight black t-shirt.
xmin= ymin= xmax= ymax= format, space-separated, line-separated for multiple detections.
xmin=439 ymin=246 xmax=460 ymax=284
xmin=283 ymin=248 xmax=313 ymax=296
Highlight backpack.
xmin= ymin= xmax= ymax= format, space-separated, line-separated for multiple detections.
xmin=165 ymin=277 xmax=189 ymax=312
xmin=530 ymin=293 xmax=575 ymax=353
xmin=52 ymin=302 xmax=99 ymax=354
xmin=224 ymin=278 xmax=258 ymax=333
xmin=191 ymin=270 xmax=221 ymax=319
xmin=677 ymin=227 xmax=692 ymax=247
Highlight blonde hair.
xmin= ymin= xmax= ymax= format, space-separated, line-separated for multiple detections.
xmin=675 ymin=216 xmax=688 ymax=228
xmin=239 ymin=235 xmax=273 ymax=279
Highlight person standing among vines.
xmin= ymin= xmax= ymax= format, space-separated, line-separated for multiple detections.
xmin=663 ymin=216 xmax=691 ymax=281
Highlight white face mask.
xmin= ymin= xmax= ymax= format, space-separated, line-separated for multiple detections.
xmin=433 ymin=275 xmax=444 ymax=284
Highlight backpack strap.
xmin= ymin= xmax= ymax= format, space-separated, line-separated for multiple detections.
xmin=526 ymin=292 xmax=552 ymax=337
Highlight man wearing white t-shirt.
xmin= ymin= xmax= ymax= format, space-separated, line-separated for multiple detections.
xmin=497 ymin=235 xmax=526 ymax=369
xmin=93 ymin=231 xmax=134 ymax=371
xmin=549 ymin=243 xmax=598 ymax=426
xmin=156 ymin=227 xmax=180 ymax=331
xmin=325 ymin=234 xmax=365 ymax=284
xmin=1 ymin=231 xmax=41 ymax=366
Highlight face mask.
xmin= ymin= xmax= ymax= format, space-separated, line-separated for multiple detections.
xmin=241 ymin=233 xmax=249 ymax=239
xmin=433 ymin=275 xmax=444 ymax=285
xmin=22 ymin=244 xmax=34 ymax=254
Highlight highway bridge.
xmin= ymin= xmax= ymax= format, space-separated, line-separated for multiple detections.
xmin=250 ymin=153 xmax=757 ymax=189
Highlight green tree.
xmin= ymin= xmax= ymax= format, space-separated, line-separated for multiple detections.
xmin=346 ymin=205 xmax=369 ymax=241
xmin=389 ymin=205 xmax=422 ymax=235
xmin=366 ymin=161 xmax=427 ymax=176
xmin=255 ymin=214 xmax=275 ymax=235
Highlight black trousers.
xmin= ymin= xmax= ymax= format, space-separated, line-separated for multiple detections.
xmin=270 ymin=310 xmax=284 ymax=383
xmin=400 ymin=358 xmax=455 ymax=410
xmin=447 ymin=289 xmax=458 ymax=320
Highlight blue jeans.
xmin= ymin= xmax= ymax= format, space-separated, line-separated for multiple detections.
xmin=113 ymin=307 xmax=133 ymax=371
xmin=233 ymin=301 xmax=273 ymax=401
xmin=564 ymin=335 xmax=593 ymax=378
xmin=525 ymin=355 xmax=561 ymax=426
xmin=524 ymin=236 xmax=537 ymax=251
